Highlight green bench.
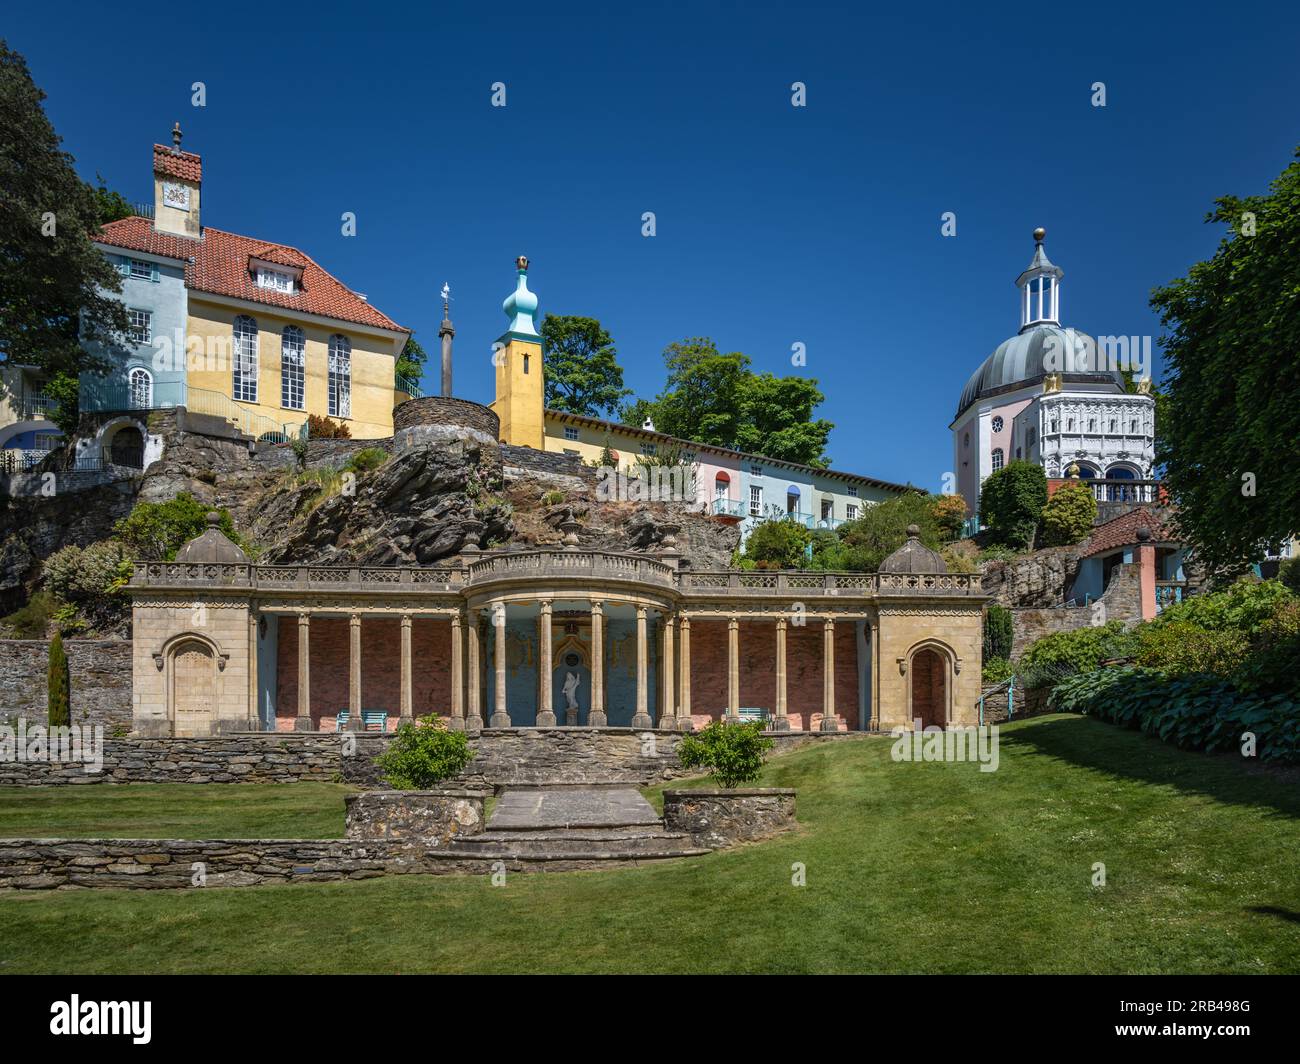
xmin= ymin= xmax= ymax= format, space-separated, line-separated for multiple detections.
xmin=334 ymin=709 xmax=390 ymax=732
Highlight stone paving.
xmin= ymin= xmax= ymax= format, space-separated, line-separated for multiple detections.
xmin=487 ymin=785 xmax=660 ymax=830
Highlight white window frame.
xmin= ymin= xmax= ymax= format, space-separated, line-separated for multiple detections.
xmin=281 ymin=326 xmax=305 ymax=410
xmin=563 ymin=426 xmax=579 ymax=441
xmin=127 ymin=308 xmax=152 ymax=345
xmin=233 ymin=315 xmax=259 ymax=403
xmin=846 ymin=503 xmax=859 ymax=521
xmin=749 ymin=484 xmax=763 ymax=517
xmin=128 ymin=367 xmax=153 ymax=410
xmin=846 ymin=485 xmax=859 ymax=498
xmin=328 ymin=334 xmax=351 ymax=418
xmin=127 ymin=258 xmax=156 ymax=281
xmin=256 ymin=267 xmax=295 ymax=294
xmin=991 ymin=448 xmax=1005 ymax=472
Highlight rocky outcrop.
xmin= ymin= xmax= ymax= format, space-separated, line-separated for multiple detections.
xmin=981 ymin=545 xmax=1083 ymax=608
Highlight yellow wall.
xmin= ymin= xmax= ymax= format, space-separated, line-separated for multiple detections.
xmin=491 ymin=338 xmax=544 ymax=449
xmin=185 ymin=298 xmax=401 ymax=439
xmin=542 ymin=416 xmax=654 ymax=472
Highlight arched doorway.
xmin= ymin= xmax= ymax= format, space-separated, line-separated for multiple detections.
xmin=910 ymin=647 xmax=948 ymax=730
xmin=1104 ymin=464 xmax=1138 ymax=502
xmin=109 ymin=425 xmax=145 ymax=468
xmin=171 ymin=639 xmax=216 ymax=736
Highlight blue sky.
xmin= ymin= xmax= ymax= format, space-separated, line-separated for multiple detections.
xmin=8 ymin=1 xmax=1300 ymax=491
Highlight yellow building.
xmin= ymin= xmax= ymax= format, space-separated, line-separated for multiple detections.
xmin=90 ymin=130 xmax=409 ymax=440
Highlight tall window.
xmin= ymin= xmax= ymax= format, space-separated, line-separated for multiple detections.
xmin=328 ymin=334 xmax=351 ymax=418
xmin=128 ymin=368 xmax=152 ymax=410
xmin=281 ymin=326 xmax=305 ymax=410
xmin=233 ymin=315 xmax=259 ymax=403
xmin=749 ymin=484 xmax=763 ymax=517
xmin=846 ymin=503 xmax=859 ymax=521
xmin=714 ymin=473 xmax=730 ymax=502
xmin=991 ymin=448 xmax=1005 ymax=472
xmin=127 ymin=308 xmax=152 ymax=345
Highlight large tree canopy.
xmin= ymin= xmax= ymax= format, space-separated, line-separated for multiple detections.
xmin=1150 ymin=151 xmax=1300 ymax=574
xmin=396 ymin=332 xmax=426 ymax=383
xmin=0 ymin=40 xmax=127 ymax=376
xmin=623 ymin=338 xmax=834 ymax=467
xmin=541 ymin=314 xmax=630 ymax=417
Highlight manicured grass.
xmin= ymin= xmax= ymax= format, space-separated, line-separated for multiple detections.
xmin=0 ymin=782 xmax=353 ymax=840
xmin=1 ymin=714 xmax=1298 ymax=974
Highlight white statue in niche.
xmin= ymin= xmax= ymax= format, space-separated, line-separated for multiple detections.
xmin=562 ymin=671 xmax=581 ymax=713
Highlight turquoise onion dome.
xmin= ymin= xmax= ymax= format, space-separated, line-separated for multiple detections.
xmin=502 ymin=255 xmax=541 ymax=339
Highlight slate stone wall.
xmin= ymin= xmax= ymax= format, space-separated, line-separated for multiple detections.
xmin=662 ymin=788 xmax=797 ymax=848
xmin=0 ymin=640 xmax=132 ymax=732
xmin=344 ymin=789 xmax=490 ymax=847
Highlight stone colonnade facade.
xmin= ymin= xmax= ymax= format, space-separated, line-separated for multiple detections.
xmin=131 ymin=547 xmax=986 ymax=737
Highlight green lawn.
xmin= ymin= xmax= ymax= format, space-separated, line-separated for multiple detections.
xmin=1 ymin=714 xmax=1298 ymax=974
xmin=0 ymin=782 xmax=352 ymax=839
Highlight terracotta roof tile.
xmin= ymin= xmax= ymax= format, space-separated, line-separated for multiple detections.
xmin=1080 ymin=508 xmax=1173 ymax=558
xmin=153 ymin=144 xmax=203 ymax=183
xmin=97 ymin=216 xmax=405 ymax=333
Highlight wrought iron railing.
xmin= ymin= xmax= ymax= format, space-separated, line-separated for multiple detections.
xmin=395 ymin=372 xmax=422 ymax=399
xmin=78 ymin=378 xmax=305 ymax=443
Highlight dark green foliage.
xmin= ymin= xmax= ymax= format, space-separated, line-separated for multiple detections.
xmin=87 ymin=177 xmax=133 ymax=225
xmin=675 ymin=719 xmax=775 ymax=788
xmin=396 ymin=333 xmax=426 ymax=383
xmin=829 ymin=493 xmax=940 ymax=571
xmin=983 ymin=604 xmax=1013 ymax=662
xmin=113 ymin=494 xmax=241 ymax=561
xmin=979 ymin=461 xmax=1048 ymax=549
xmin=47 ymin=631 xmax=69 ymax=727
xmin=1017 ymin=621 xmax=1141 ymax=684
xmin=1039 ymin=481 xmax=1097 ymax=547
xmin=1049 ymin=667 xmax=1300 ymax=763
xmin=0 ymin=41 xmax=128 ymax=375
xmin=1149 ymin=151 xmax=1300 ymax=574
xmin=1279 ymin=557 xmax=1300 ymax=596
xmin=376 ymin=717 xmax=474 ymax=789
xmin=2 ymin=590 xmax=56 ymax=638
xmin=343 ymin=447 xmax=387 ymax=474
xmin=741 ymin=519 xmax=811 ymax=569
xmin=541 ymin=314 xmax=631 ymax=417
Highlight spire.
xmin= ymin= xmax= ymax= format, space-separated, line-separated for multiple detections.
xmin=1015 ymin=227 xmax=1063 ymax=329
xmin=501 ymin=255 xmax=541 ymax=341
xmin=171 ymin=121 xmax=183 ymax=152
xmin=438 ymin=281 xmax=455 ymax=397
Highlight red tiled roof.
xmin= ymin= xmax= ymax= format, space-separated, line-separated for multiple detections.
xmin=153 ymin=144 xmax=202 ymax=183
xmin=96 ymin=215 xmax=406 ymax=333
xmin=1080 ymin=508 xmax=1173 ymax=558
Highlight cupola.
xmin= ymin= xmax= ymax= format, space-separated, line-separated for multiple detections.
xmin=1016 ymin=227 xmax=1063 ymax=329
xmin=502 ymin=255 xmax=541 ymax=341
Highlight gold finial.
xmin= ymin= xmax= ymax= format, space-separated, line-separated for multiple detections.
xmin=172 ymin=121 xmax=183 ymax=151
xmin=1033 ymin=226 xmax=1046 ymax=243
xmin=515 ymin=255 xmax=529 ymax=271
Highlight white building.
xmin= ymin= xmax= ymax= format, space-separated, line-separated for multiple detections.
xmin=951 ymin=229 xmax=1156 ymax=513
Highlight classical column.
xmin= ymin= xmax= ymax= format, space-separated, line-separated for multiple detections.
xmin=726 ymin=616 xmax=741 ymax=722
xmin=589 ymin=600 xmax=607 ymax=727
xmin=295 ymin=612 xmax=312 ymax=731
xmin=774 ymin=616 xmax=790 ymax=731
xmin=490 ymin=602 xmax=511 ymax=728
xmin=465 ymin=610 xmax=483 ymax=733
xmin=537 ymin=600 xmax=556 ymax=727
xmin=399 ymin=614 xmax=413 ymax=723
xmin=677 ymin=615 xmax=692 ymax=730
xmin=248 ymin=611 xmax=260 ymax=730
xmin=348 ymin=612 xmax=363 ymax=730
xmin=869 ymin=620 xmax=880 ymax=731
xmin=658 ymin=613 xmax=676 ymax=730
xmin=632 ymin=606 xmax=653 ymax=729
xmin=821 ymin=617 xmax=838 ymax=731
xmin=450 ymin=611 xmax=465 ymax=730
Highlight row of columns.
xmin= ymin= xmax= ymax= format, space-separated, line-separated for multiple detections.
xmin=286 ymin=607 xmax=849 ymax=733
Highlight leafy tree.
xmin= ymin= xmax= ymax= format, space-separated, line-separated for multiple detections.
xmin=306 ymin=413 xmax=351 ymax=439
xmin=626 ymin=338 xmax=834 ymax=467
xmin=1280 ymin=557 xmax=1300 ymax=596
xmin=676 ymin=719 xmax=775 ymax=788
xmin=87 ymin=176 xmax=133 ymax=225
xmin=1150 ymin=150 xmax=1300 ymax=574
xmin=42 ymin=540 xmax=132 ymax=629
xmin=113 ymin=494 xmax=241 ymax=561
xmin=979 ymin=461 xmax=1048 ymax=550
xmin=931 ymin=493 xmax=969 ymax=541
xmin=376 ymin=716 xmax=474 ymax=788
xmin=47 ymin=631 xmax=69 ymax=727
xmin=983 ymin=604 xmax=1013 ymax=662
xmin=42 ymin=369 xmax=81 ymax=435
xmin=396 ymin=333 xmax=425 ymax=383
xmin=540 ymin=314 xmax=630 ymax=416
xmin=0 ymin=40 xmax=127 ymax=375
xmin=1039 ymin=482 xmax=1098 ymax=547
xmin=742 ymin=519 xmax=812 ymax=569
xmin=832 ymin=493 xmax=939 ymax=571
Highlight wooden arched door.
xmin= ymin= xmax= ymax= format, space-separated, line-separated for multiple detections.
xmin=171 ymin=639 xmax=216 ymax=736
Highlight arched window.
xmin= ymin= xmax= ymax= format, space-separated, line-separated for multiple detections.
xmin=128 ymin=367 xmax=153 ymax=410
xmin=714 ymin=471 xmax=731 ymax=501
xmin=233 ymin=315 xmax=258 ymax=403
xmin=991 ymin=448 xmax=1004 ymax=472
xmin=328 ymin=335 xmax=351 ymax=418
xmin=281 ymin=326 xmax=305 ymax=410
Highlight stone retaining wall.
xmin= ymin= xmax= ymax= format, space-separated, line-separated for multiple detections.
xmin=344 ymin=788 xmax=490 ymax=847
xmin=662 ymin=789 xmax=797 ymax=848
xmin=1011 ymin=562 xmax=1143 ymax=657
xmin=393 ymin=396 xmax=500 ymax=450
xmin=0 ymin=639 xmax=132 ymax=732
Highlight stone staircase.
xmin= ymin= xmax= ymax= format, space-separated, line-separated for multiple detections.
xmin=424 ymin=784 xmax=710 ymax=872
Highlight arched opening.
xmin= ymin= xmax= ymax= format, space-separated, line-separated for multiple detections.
xmin=109 ymin=425 xmax=145 ymax=468
xmin=171 ymin=639 xmax=216 ymax=737
xmin=910 ymin=647 xmax=948 ymax=730
xmin=785 ymin=484 xmax=801 ymax=515
xmin=128 ymin=368 xmax=153 ymax=410
xmin=1104 ymin=464 xmax=1139 ymax=502
xmin=713 ymin=471 xmax=731 ymax=512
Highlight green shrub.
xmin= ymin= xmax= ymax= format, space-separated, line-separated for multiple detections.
xmin=1017 ymin=620 xmax=1140 ymax=683
xmin=1149 ymin=577 xmax=1291 ymax=633
xmin=982 ymin=656 xmax=1014 ymax=684
xmin=344 ymin=447 xmax=388 ymax=474
xmin=542 ymin=490 xmax=566 ymax=506
xmin=675 ymin=719 xmax=775 ymax=788
xmin=1233 ymin=599 xmax=1300 ymax=696
xmin=306 ymin=413 xmax=351 ymax=439
xmin=114 ymin=494 xmax=242 ymax=561
xmin=978 ymin=461 xmax=1048 ymax=549
xmin=375 ymin=716 xmax=474 ymax=789
xmin=1039 ymin=482 xmax=1097 ymax=547
xmin=983 ymin=604 xmax=1013 ymax=662
xmin=1280 ymin=557 xmax=1300 ymax=596
xmin=1048 ymin=666 xmax=1300 ymax=763
xmin=931 ymin=493 xmax=969 ymax=542
xmin=42 ymin=541 xmax=132 ymax=630
xmin=742 ymin=519 xmax=811 ymax=569
xmin=1135 ymin=620 xmax=1251 ymax=678
xmin=47 ymin=632 xmax=69 ymax=727
xmin=2 ymin=590 xmax=57 ymax=639
xmin=831 ymin=493 xmax=945 ymax=572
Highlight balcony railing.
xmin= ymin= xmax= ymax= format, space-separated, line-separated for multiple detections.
xmin=711 ymin=498 xmax=746 ymax=518
xmin=1155 ymin=580 xmax=1186 ymax=612
xmin=78 ymin=378 xmax=306 ymax=443
xmin=395 ymin=372 xmax=422 ymax=399
xmin=1076 ymin=478 xmax=1164 ymax=504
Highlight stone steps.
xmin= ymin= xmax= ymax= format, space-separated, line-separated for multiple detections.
xmin=442 ymin=827 xmax=697 ymax=856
